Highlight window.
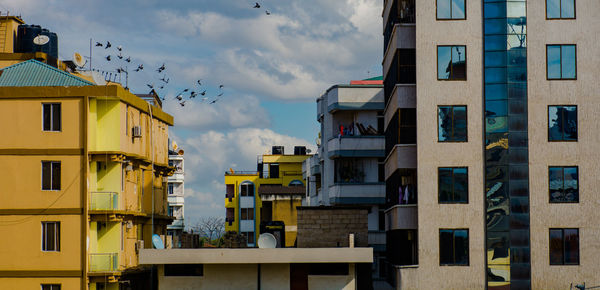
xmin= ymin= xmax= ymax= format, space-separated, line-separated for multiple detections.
xmin=168 ymin=183 xmax=174 ymax=195
xmin=42 ymin=161 xmax=61 ymax=191
xmin=547 ymin=0 xmax=575 ymax=19
xmin=438 ymin=46 xmax=466 ymax=80
xmin=226 ymin=184 xmax=234 ymax=201
xmin=41 ymin=285 xmax=61 ymax=290
xmin=42 ymin=222 xmax=60 ymax=251
xmin=549 ymin=228 xmax=579 ymax=265
xmin=240 ymin=183 xmax=254 ymax=196
xmin=164 ymin=264 xmax=203 ymax=276
xmin=42 ymin=103 xmax=61 ymax=132
xmin=226 ymin=208 xmax=234 ymax=225
xmin=437 ymin=0 xmax=465 ymax=20
xmin=241 ymin=208 xmax=254 ymax=220
xmin=547 ymin=45 xmax=576 ymax=79
xmin=438 ymin=167 xmax=468 ymax=203
xmin=242 ymin=231 xmax=255 ymax=244
xmin=438 ymin=106 xmax=467 ymax=142
xmin=548 ymin=105 xmax=577 ymax=141
xmin=440 ymin=229 xmax=469 ymax=265
xmin=269 ymin=163 xmax=279 ymax=178
xmin=168 ymin=206 xmax=174 ymax=217
xmin=549 ymin=166 xmax=578 ymax=202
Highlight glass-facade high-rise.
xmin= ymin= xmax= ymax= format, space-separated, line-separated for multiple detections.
xmin=483 ymin=1 xmax=530 ymax=289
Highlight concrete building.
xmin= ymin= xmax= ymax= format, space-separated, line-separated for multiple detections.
xmin=0 ymin=16 xmax=174 ymax=290
xmin=382 ymin=0 xmax=600 ymax=289
xmin=166 ymin=142 xmax=185 ymax=247
xmin=225 ymin=146 xmax=310 ymax=247
xmin=139 ymin=247 xmax=372 ymax=290
xmin=303 ymin=78 xmax=387 ymax=281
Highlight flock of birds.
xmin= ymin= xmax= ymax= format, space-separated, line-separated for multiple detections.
xmin=89 ymin=2 xmax=273 ymax=109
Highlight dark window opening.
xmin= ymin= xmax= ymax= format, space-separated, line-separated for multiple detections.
xmin=164 ymin=264 xmax=204 ymax=276
xmin=241 ymin=183 xmax=254 ymax=197
xmin=42 ymin=221 xmax=60 ymax=252
xmin=549 ymin=228 xmax=579 ymax=265
xmin=42 ymin=161 xmax=61 ymax=190
xmin=438 ymin=106 xmax=467 ymax=142
xmin=440 ymin=229 xmax=469 ymax=266
xmin=42 ymin=103 xmax=61 ymax=131
xmin=438 ymin=167 xmax=468 ymax=203
xmin=549 ymin=166 xmax=578 ymax=203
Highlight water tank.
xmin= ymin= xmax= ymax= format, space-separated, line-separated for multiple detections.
xmin=294 ymin=146 xmax=307 ymax=155
xmin=272 ymin=146 xmax=284 ymax=155
xmin=16 ymin=24 xmax=58 ymax=59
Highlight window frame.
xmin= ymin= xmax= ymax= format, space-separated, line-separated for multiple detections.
xmin=436 ymin=0 xmax=467 ymax=20
xmin=549 ymin=228 xmax=580 ymax=265
xmin=548 ymin=166 xmax=579 ymax=203
xmin=41 ymin=161 xmax=61 ymax=191
xmin=41 ymin=221 xmax=61 ymax=252
xmin=546 ymin=0 xmax=576 ymax=20
xmin=41 ymin=285 xmax=61 ymax=290
xmin=437 ymin=105 xmax=468 ymax=142
xmin=42 ymin=103 xmax=62 ymax=132
xmin=439 ymin=228 xmax=469 ymax=266
xmin=437 ymin=45 xmax=467 ymax=81
xmin=241 ymin=208 xmax=254 ymax=220
xmin=547 ymin=105 xmax=578 ymax=142
xmin=546 ymin=44 xmax=577 ymax=80
xmin=240 ymin=182 xmax=254 ymax=197
xmin=438 ymin=167 xmax=469 ymax=204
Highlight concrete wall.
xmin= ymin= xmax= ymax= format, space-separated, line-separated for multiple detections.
xmin=297 ymin=207 xmax=368 ymax=248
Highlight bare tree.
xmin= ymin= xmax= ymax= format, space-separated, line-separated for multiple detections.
xmin=190 ymin=216 xmax=225 ymax=244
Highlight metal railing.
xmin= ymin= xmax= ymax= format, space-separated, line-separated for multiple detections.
xmin=90 ymin=192 xmax=119 ymax=211
xmin=89 ymin=253 xmax=118 ymax=272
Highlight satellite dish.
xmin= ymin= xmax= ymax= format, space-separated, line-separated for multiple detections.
xmin=152 ymin=234 xmax=164 ymax=249
xmin=178 ymin=149 xmax=184 ymax=155
xmin=33 ymin=34 xmax=50 ymax=46
xmin=257 ymin=233 xmax=277 ymax=249
xmin=73 ymin=52 xmax=86 ymax=68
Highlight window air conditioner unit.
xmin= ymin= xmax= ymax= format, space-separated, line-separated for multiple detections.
xmin=132 ymin=126 xmax=142 ymax=138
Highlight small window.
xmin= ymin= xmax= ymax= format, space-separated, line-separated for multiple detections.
xmin=241 ymin=183 xmax=254 ymax=197
xmin=226 ymin=184 xmax=234 ymax=200
xmin=547 ymin=45 xmax=576 ymax=80
xmin=438 ymin=167 xmax=468 ymax=203
xmin=42 ymin=161 xmax=61 ymax=191
xmin=438 ymin=46 xmax=466 ymax=80
xmin=548 ymin=106 xmax=577 ymax=141
xmin=549 ymin=166 xmax=578 ymax=203
xmin=168 ymin=183 xmax=174 ymax=195
xmin=438 ymin=106 xmax=467 ymax=142
xmin=242 ymin=231 xmax=255 ymax=244
xmin=42 ymin=222 xmax=60 ymax=252
xmin=42 ymin=103 xmax=61 ymax=132
xmin=547 ymin=0 xmax=575 ymax=19
xmin=164 ymin=264 xmax=203 ymax=276
xmin=440 ymin=229 xmax=469 ymax=266
xmin=437 ymin=0 xmax=466 ymax=20
xmin=168 ymin=206 xmax=174 ymax=217
xmin=226 ymin=208 xmax=235 ymax=225
xmin=41 ymin=285 xmax=61 ymax=290
xmin=549 ymin=228 xmax=579 ymax=265
xmin=241 ymin=208 xmax=254 ymax=220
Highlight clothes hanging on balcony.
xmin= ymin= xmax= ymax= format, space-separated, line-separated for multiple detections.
xmin=398 ymin=185 xmax=404 ymax=204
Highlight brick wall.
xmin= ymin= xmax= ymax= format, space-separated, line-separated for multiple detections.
xmin=296 ymin=207 xmax=368 ymax=248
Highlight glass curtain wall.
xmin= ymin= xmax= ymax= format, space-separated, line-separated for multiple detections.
xmin=483 ymin=1 xmax=530 ymax=289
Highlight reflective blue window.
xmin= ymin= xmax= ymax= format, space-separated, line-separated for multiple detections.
xmin=438 ymin=46 xmax=466 ymax=80
xmin=437 ymin=0 xmax=466 ymax=20
xmin=439 ymin=167 xmax=468 ymax=203
xmin=439 ymin=106 xmax=467 ymax=142
xmin=548 ymin=106 xmax=577 ymax=141
xmin=440 ymin=229 xmax=469 ymax=265
xmin=547 ymin=0 xmax=575 ymax=19
xmin=547 ymin=45 xmax=576 ymax=79
xmin=549 ymin=166 xmax=578 ymax=202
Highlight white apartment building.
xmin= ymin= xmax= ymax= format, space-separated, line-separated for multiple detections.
xmin=167 ymin=144 xmax=185 ymax=246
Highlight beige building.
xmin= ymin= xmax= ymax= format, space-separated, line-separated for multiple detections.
xmin=139 ymin=247 xmax=372 ymax=290
xmin=383 ymin=0 xmax=599 ymax=289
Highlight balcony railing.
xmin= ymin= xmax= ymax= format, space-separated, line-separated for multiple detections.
xmin=90 ymin=192 xmax=119 ymax=211
xmin=89 ymin=253 xmax=118 ymax=272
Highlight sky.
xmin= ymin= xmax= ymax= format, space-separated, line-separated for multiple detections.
xmin=1 ymin=0 xmax=383 ymax=227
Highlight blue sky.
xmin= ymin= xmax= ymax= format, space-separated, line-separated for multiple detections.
xmin=2 ymin=0 xmax=382 ymax=227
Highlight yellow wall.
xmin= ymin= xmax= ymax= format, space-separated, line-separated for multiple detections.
xmin=0 ymin=16 xmax=24 ymax=54
xmin=272 ymin=198 xmax=302 ymax=247
xmin=0 ymin=278 xmax=81 ymax=290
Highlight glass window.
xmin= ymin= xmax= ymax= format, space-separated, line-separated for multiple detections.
xmin=41 ymin=285 xmax=61 ymax=290
xmin=241 ymin=208 xmax=254 ymax=220
xmin=438 ymin=46 xmax=467 ymax=80
xmin=438 ymin=106 xmax=467 ymax=142
xmin=240 ymin=183 xmax=254 ymax=196
xmin=42 ymin=222 xmax=60 ymax=252
xmin=226 ymin=208 xmax=235 ymax=225
xmin=440 ymin=229 xmax=469 ymax=265
xmin=547 ymin=45 xmax=576 ymax=79
xmin=549 ymin=166 xmax=578 ymax=202
xmin=168 ymin=183 xmax=174 ymax=195
xmin=547 ymin=0 xmax=575 ymax=19
xmin=549 ymin=228 xmax=579 ymax=265
xmin=437 ymin=0 xmax=466 ymax=20
xmin=439 ymin=167 xmax=468 ymax=203
xmin=226 ymin=184 xmax=234 ymax=200
xmin=42 ymin=161 xmax=61 ymax=191
xmin=548 ymin=106 xmax=577 ymax=141
xmin=42 ymin=103 xmax=61 ymax=132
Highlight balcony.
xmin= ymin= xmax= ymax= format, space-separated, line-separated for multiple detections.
xmin=327 ymin=136 xmax=385 ymax=159
xmin=384 ymin=145 xmax=416 ymax=180
xmin=328 ymin=183 xmax=385 ymax=205
xmin=384 ymin=24 xmax=416 ymax=72
xmin=89 ymin=253 xmax=119 ymax=273
xmin=385 ymin=204 xmax=418 ymax=230
xmin=90 ymin=192 xmax=119 ymax=211
xmin=384 ymin=85 xmax=416 ymax=124
xmin=168 ymin=219 xmax=185 ymax=229
xmin=383 ymin=0 xmax=416 ymax=53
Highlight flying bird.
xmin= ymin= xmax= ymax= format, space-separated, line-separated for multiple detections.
xmin=116 ymin=67 xmax=125 ymax=73
xmin=160 ymin=76 xmax=169 ymax=83
xmin=200 ymin=90 xmax=206 ymax=96
xmin=146 ymin=84 xmax=154 ymax=89
xmin=217 ymin=92 xmax=224 ymax=97
xmin=105 ymin=55 xmax=111 ymax=61
xmin=125 ymin=57 xmax=131 ymax=63
xmin=179 ymin=101 xmax=186 ymax=107
xmin=157 ymin=63 xmax=166 ymax=73
xmin=210 ymin=99 xmax=218 ymax=104
xmin=175 ymin=95 xmax=183 ymax=101
xmin=95 ymin=42 xmax=103 ymax=47
xmin=159 ymin=85 xmax=164 ymax=89
xmin=117 ymin=45 xmax=122 ymax=51
xmin=196 ymin=79 xmax=202 ymax=86
xmin=219 ymin=84 xmax=224 ymax=89
xmin=266 ymin=10 xmax=271 ymax=15
xmin=189 ymin=91 xmax=197 ymax=98
xmin=105 ymin=41 xmax=111 ymax=49
xmin=134 ymin=64 xmax=144 ymax=72
xmin=253 ymin=2 xmax=260 ymax=8
xmin=117 ymin=53 xmax=123 ymax=59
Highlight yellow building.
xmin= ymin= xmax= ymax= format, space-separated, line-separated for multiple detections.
xmin=225 ymin=146 xmax=309 ymax=247
xmin=0 ymin=16 xmax=174 ymax=290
